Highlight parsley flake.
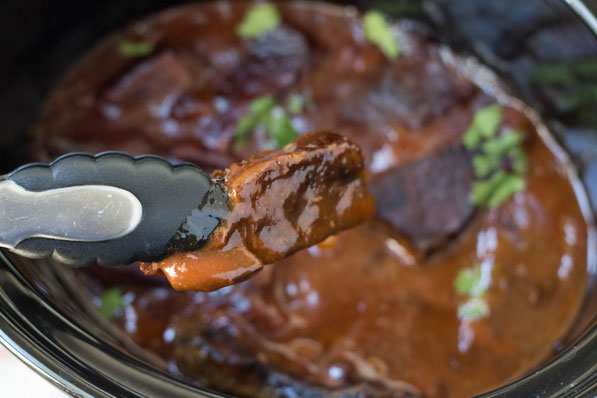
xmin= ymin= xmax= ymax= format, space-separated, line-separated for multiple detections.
xmin=472 ymin=153 xmax=501 ymax=178
xmin=235 ymin=116 xmax=259 ymax=147
xmin=509 ymin=146 xmax=528 ymax=174
xmin=118 ymin=40 xmax=154 ymax=57
xmin=98 ymin=287 xmax=125 ymax=318
xmin=458 ymin=297 xmax=489 ymax=321
xmin=462 ymin=104 xmax=503 ymax=150
xmin=363 ymin=11 xmax=400 ymax=59
xmin=250 ymin=95 xmax=276 ymax=115
xmin=235 ymin=95 xmax=303 ymax=149
xmin=235 ymin=96 xmax=275 ymax=148
xmin=486 ymin=173 xmax=526 ymax=208
xmin=463 ymin=104 xmax=528 ymax=208
xmin=237 ymin=3 xmax=281 ymax=39
xmin=287 ymin=94 xmax=306 ymax=115
xmin=482 ymin=130 xmax=524 ymax=157
xmin=455 ymin=264 xmax=484 ymax=297
xmin=472 ymin=130 xmax=526 ymax=178
xmin=454 ymin=264 xmax=492 ymax=321
xmin=470 ymin=171 xmax=526 ymax=208
xmin=269 ymin=107 xmax=298 ymax=147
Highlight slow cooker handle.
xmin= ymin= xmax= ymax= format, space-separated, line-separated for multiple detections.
xmin=0 ymin=152 xmax=228 ymax=267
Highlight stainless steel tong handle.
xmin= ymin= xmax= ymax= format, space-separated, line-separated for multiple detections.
xmin=0 ymin=181 xmax=142 ymax=248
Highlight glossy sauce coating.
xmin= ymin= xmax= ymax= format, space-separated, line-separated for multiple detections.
xmin=140 ymin=131 xmax=375 ymax=291
xmin=36 ymin=2 xmax=591 ymax=398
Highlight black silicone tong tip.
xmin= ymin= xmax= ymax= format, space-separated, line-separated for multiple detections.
xmin=5 ymin=152 xmax=228 ymax=267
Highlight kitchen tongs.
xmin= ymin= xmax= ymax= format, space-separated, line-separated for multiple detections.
xmin=0 ymin=152 xmax=228 ymax=267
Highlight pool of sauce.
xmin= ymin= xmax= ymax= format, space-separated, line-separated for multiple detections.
xmin=35 ymin=2 xmax=591 ymax=397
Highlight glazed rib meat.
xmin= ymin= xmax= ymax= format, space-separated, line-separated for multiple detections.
xmin=140 ymin=131 xmax=375 ymax=291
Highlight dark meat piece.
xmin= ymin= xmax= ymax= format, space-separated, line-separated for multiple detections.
xmin=340 ymin=57 xmax=475 ymax=130
xmin=98 ymin=52 xmax=241 ymax=170
xmin=369 ymin=146 xmax=475 ymax=254
xmin=224 ymin=26 xmax=312 ymax=96
xmin=36 ymin=51 xmax=201 ymax=160
xmin=98 ymin=52 xmax=240 ymax=170
xmin=101 ymin=51 xmax=191 ymax=105
xmin=141 ymin=131 xmax=375 ymax=291
xmin=174 ymin=318 xmax=419 ymax=398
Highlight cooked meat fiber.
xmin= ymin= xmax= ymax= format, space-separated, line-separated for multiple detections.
xmin=340 ymin=57 xmax=475 ymax=130
xmin=141 ymin=131 xmax=375 ymax=291
xmin=369 ymin=146 xmax=475 ymax=254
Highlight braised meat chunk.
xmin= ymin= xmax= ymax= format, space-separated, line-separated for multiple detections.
xmin=225 ymin=26 xmax=313 ymax=97
xmin=369 ymin=146 xmax=475 ymax=254
xmin=141 ymin=131 xmax=375 ymax=291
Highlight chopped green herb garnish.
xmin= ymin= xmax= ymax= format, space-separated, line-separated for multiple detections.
xmin=98 ymin=287 xmax=125 ymax=318
xmin=287 ymin=93 xmax=315 ymax=115
xmin=470 ymin=171 xmax=526 ymax=208
xmin=235 ymin=96 xmax=276 ymax=149
xmin=455 ymin=267 xmax=477 ymax=296
xmin=235 ymin=95 xmax=305 ymax=149
xmin=509 ymin=146 xmax=528 ymax=174
xmin=287 ymin=94 xmax=306 ymax=115
xmin=472 ymin=130 xmax=526 ymax=178
xmin=250 ymin=95 xmax=276 ymax=115
xmin=235 ymin=116 xmax=258 ymax=147
xmin=482 ymin=130 xmax=523 ymax=156
xmin=118 ymin=40 xmax=154 ymax=57
xmin=486 ymin=173 xmax=525 ymax=208
xmin=269 ymin=108 xmax=299 ymax=147
xmin=454 ymin=263 xmax=492 ymax=321
xmin=472 ymin=153 xmax=501 ymax=178
xmin=454 ymin=264 xmax=486 ymax=297
xmin=462 ymin=104 xmax=528 ymax=208
xmin=237 ymin=3 xmax=281 ymax=38
xmin=363 ymin=11 xmax=400 ymax=59
xmin=458 ymin=297 xmax=489 ymax=321
xmin=462 ymin=104 xmax=503 ymax=150
xmin=470 ymin=171 xmax=504 ymax=206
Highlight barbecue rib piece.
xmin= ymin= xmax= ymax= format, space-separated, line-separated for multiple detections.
xmin=140 ymin=131 xmax=375 ymax=291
